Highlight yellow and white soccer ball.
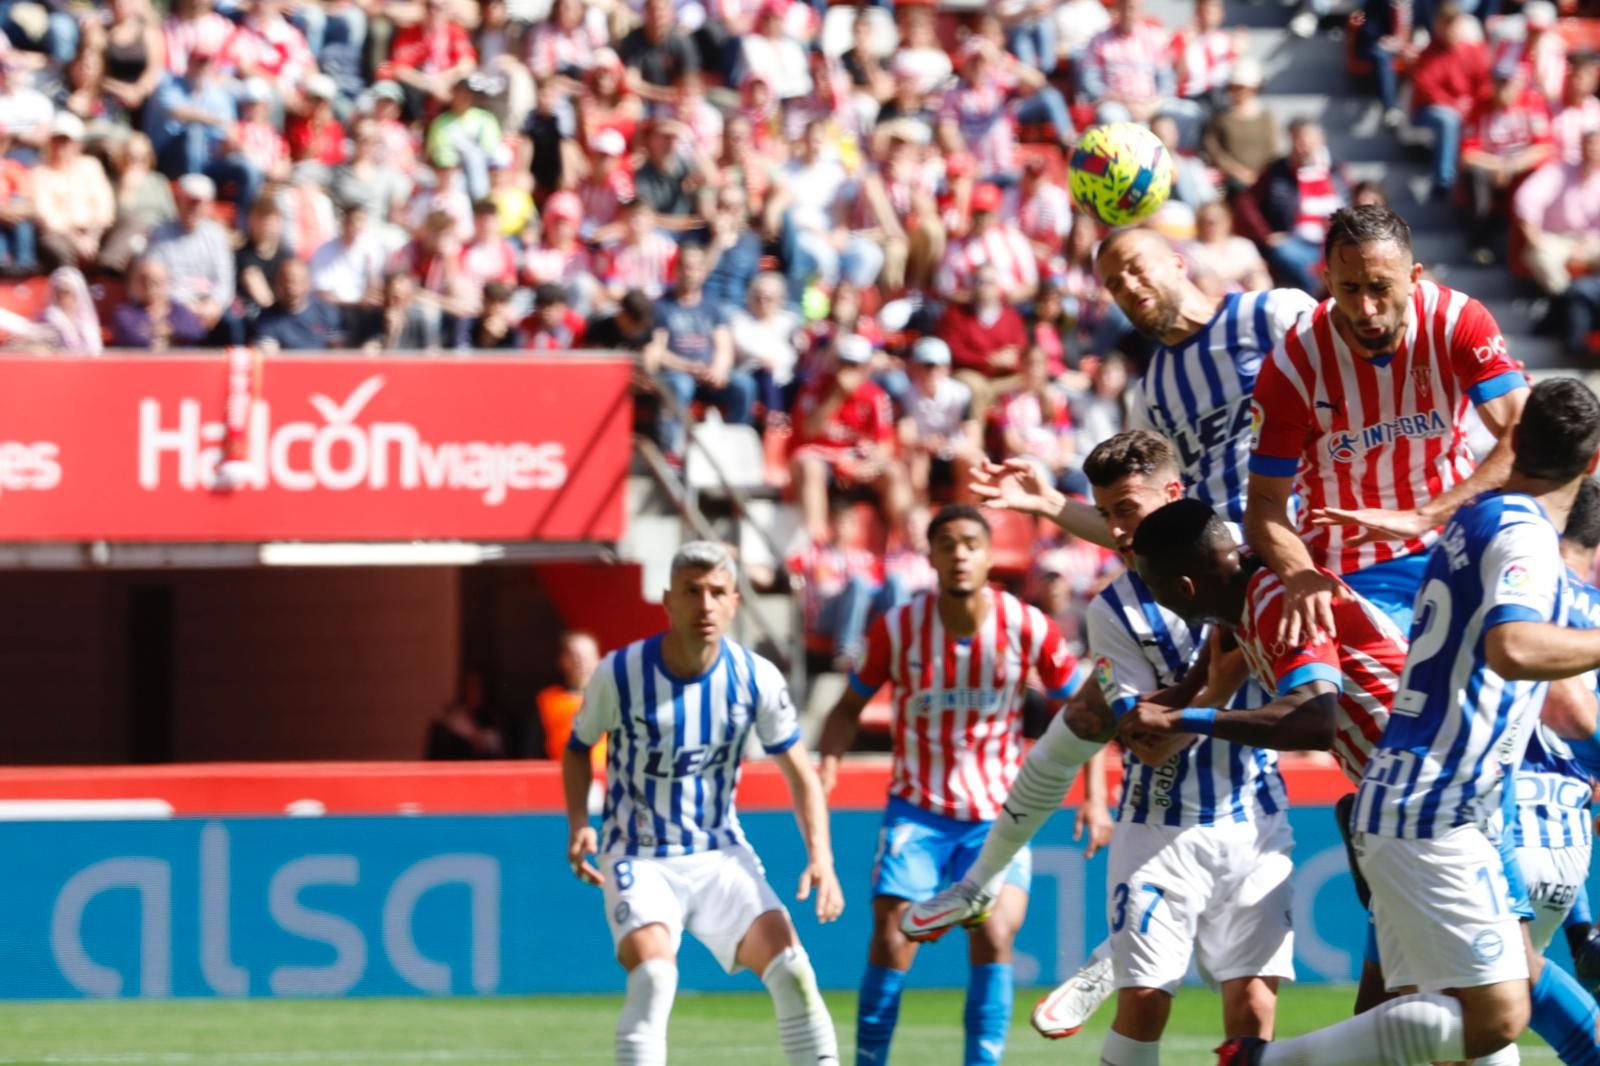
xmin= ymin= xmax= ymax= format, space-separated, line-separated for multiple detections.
xmin=1067 ymin=122 xmax=1175 ymax=228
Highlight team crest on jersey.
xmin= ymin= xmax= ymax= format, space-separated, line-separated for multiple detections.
xmin=1326 ymin=411 xmax=1449 ymax=463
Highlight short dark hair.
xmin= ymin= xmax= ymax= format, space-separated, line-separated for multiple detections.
xmin=1082 ymin=430 xmax=1182 ymax=489
xmin=1515 ymin=378 xmax=1600 ymax=482
xmin=927 ymin=503 xmax=990 ymax=542
xmin=1130 ymin=497 xmax=1230 ymax=580
xmin=618 ymin=288 xmax=655 ymax=325
xmin=535 ymin=282 xmax=567 ymax=307
xmin=1323 ymin=204 xmax=1413 ymax=263
xmin=484 ymin=280 xmax=514 ymax=303
xmin=1565 ymin=478 xmax=1600 ymax=552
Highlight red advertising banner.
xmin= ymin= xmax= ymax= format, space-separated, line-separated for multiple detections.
xmin=0 ymin=353 xmax=632 ymax=542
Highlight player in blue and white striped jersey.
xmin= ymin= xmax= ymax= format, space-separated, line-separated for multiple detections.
xmin=564 ymin=541 xmax=843 ymax=1066
xmin=909 ymin=432 xmax=1295 ymax=1065
xmin=1220 ymin=379 xmax=1600 ymax=1066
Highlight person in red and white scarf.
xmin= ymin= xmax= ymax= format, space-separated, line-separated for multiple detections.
xmin=934 ymin=182 xmax=1038 ymax=305
xmin=1461 ymin=63 xmax=1556 ymax=263
xmin=601 ymin=199 xmax=679 ymax=302
xmin=1079 ymin=0 xmax=1174 ymax=124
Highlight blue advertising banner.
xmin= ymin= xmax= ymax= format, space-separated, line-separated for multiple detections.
xmin=0 ymin=810 xmax=1589 ymax=998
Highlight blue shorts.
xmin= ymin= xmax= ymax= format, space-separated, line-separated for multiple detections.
xmin=1344 ymin=553 xmax=1429 ymax=633
xmin=871 ymin=795 xmax=1032 ymax=903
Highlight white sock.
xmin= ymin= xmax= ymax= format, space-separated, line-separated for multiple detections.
xmin=617 ymin=959 xmax=677 ymax=1066
xmin=1471 ymin=1047 xmax=1521 ymax=1065
xmin=968 ymin=715 xmax=1105 ymax=886
xmin=1100 ymin=1029 xmax=1161 ymax=1065
xmin=1260 ymin=993 xmax=1465 ymax=1066
xmin=762 ymin=946 xmax=839 ymax=1065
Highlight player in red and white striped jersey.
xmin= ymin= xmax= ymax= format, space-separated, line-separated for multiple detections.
xmin=1171 ymin=0 xmax=1240 ymax=101
xmin=1244 ymin=205 xmax=1529 ymax=642
xmin=818 ymin=504 xmax=1078 ymax=1066
xmin=1122 ymin=499 xmax=1406 ymax=787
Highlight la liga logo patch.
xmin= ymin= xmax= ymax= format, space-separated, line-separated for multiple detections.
xmin=1501 ymin=564 xmax=1531 ymax=590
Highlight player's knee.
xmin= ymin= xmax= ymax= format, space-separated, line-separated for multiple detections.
xmin=617 ymin=958 xmax=678 ymax=1045
xmin=1110 ymin=986 xmax=1172 ymax=1041
xmin=1460 ymin=997 xmax=1529 ymax=1059
xmin=762 ymin=945 xmax=825 ymax=1014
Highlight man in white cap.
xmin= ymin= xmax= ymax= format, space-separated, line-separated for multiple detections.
xmin=901 ymin=336 xmax=983 ymax=506
xmin=146 ymin=173 xmax=242 ymax=344
xmin=32 ymin=112 xmax=114 ymax=269
xmin=789 ymin=332 xmax=908 ymax=545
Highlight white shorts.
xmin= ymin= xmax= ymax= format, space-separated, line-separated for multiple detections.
xmin=1105 ymin=812 xmax=1296 ymax=994
xmin=1518 ymin=842 xmax=1593 ymax=952
xmin=600 ymin=845 xmax=787 ymax=974
xmin=1358 ymin=825 xmax=1530 ymax=994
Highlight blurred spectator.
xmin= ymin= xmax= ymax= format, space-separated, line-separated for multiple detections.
xmin=457 ymin=198 xmax=519 ymax=309
xmin=110 ymin=255 xmax=209 ymax=350
xmin=228 ymin=85 xmax=291 ymax=213
xmin=1350 ymin=0 xmax=1421 ymax=128
xmin=649 ymin=243 xmax=754 ymax=453
xmin=427 ymin=75 xmax=502 ymax=201
xmin=899 ymin=336 xmax=982 ymax=505
xmin=738 ymin=1 xmax=811 ymax=102
xmin=1241 ymin=117 xmax=1347 ymax=294
xmin=1054 ymin=0 xmax=1113 ymax=67
xmin=634 ymin=118 xmax=714 ymax=229
xmin=38 ymin=266 xmax=102 ymax=354
xmin=1409 ymin=4 xmax=1490 ymax=199
xmin=255 ymin=257 xmax=344 ymax=350
xmin=603 ymin=198 xmax=678 ymax=302
xmin=995 ymin=344 xmax=1082 ymax=495
xmin=1073 ymin=351 xmax=1131 ymax=447
xmin=426 ymin=674 xmax=503 ymax=760
xmin=782 ymin=118 xmax=883 ymax=299
xmin=786 ymin=498 xmax=883 ymax=671
xmin=333 ymin=116 xmax=414 ymax=228
xmin=526 ymin=0 xmax=605 ymax=81
xmin=1514 ymin=130 xmax=1600 ymax=310
xmin=585 ymin=287 xmax=657 ymax=354
xmin=574 ymin=128 xmax=632 ymax=242
xmin=937 ymin=36 xmax=1072 ymax=182
xmin=387 ymin=0 xmax=480 ymax=109
xmin=1461 ymin=64 xmax=1556 ymax=263
xmin=703 ymin=183 xmax=766 ymax=314
xmin=1185 ymin=200 xmax=1272 ymax=294
xmin=0 ymin=130 xmax=36 ymax=276
xmin=1151 ymin=113 xmax=1218 ymax=208
xmin=160 ymin=0 xmax=235 ymax=78
xmin=310 ymin=204 xmax=386 ymax=326
xmin=286 ymin=73 xmax=347 ymax=169
xmin=0 ymin=57 xmax=57 ymax=151
xmin=98 ymin=132 xmax=175 ymax=273
xmin=619 ymin=0 xmax=699 ymax=103
xmin=790 ymin=332 xmax=906 ymax=545
xmin=54 ymin=34 xmax=126 ymax=131
xmin=936 ymin=181 xmax=1036 ymax=305
xmin=465 ymin=279 xmax=527 ymax=349
xmin=937 ymin=261 xmax=1029 ymax=419
xmin=1055 ymin=216 xmax=1132 ymax=357
xmin=1026 ymin=281 xmax=1076 ymax=377
xmin=1492 ymin=0 xmax=1567 ymax=104
xmin=278 ymin=162 xmax=338 ymax=263
xmin=1553 ymin=54 xmax=1600 ymax=166
xmin=101 ymin=0 xmax=168 ymax=117
xmin=524 ymin=190 xmax=598 ymax=308
xmin=146 ymin=173 xmax=241 ymax=344
xmin=888 ymin=7 xmax=951 ymax=96
xmin=526 ymin=282 xmax=588 ymax=349
xmin=881 ymin=503 xmax=938 ymax=597
xmin=730 ymin=271 xmax=803 ymax=412
xmin=1170 ymin=0 xmax=1242 ymax=112
xmin=143 ymin=49 xmax=240 ymax=185
xmin=1202 ymin=57 xmax=1278 ymax=195
xmin=1349 ymin=179 xmax=1390 ymax=207
xmin=1079 ymin=0 xmax=1174 ymax=125
xmin=229 ymin=0 xmax=316 ymax=98
xmin=32 ymin=113 xmax=112 ymax=270
xmin=369 ymin=80 xmax=419 ymax=175
xmin=358 ymin=271 xmax=440 ymax=352
xmin=840 ymin=10 xmax=893 ymax=103
xmin=579 ymin=49 xmax=643 ymax=148
xmin=1016 ymin=154 xmax=1073 ymax=266
xmin=1027 ymin=527 xmax=1119 ymax=650
xmin=236 ymin=197 xmax=290 ymax=320
xmin=534 ymin=631 xmax=602 ymax=761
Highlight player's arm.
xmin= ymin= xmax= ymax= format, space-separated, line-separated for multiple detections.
xmin=1245 ymin=469 xmax=1343 ymax=645
xmin=1072 ymin=746 xmax=1114 ymax=859
xmin=1486 ymin=624 xmax=1600 ymax=683
xmin=969 ymin=457 xmax=1116 ymax=550
xmin=564 ymin=659 xmax=620 ymax=886
xmin=1085 ymin=598 xmax=1193 ymax=765
xmin=772 ymin=742 xmax=845 ymax=922
xmin=1120 ymin=680 xmax=1338 ymax=754
xmin=818 ymin=617 xmax=892 ymax=793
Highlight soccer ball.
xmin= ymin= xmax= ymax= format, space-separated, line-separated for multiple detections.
xmin=1067 ymin=122 xmax=1174 ymax=228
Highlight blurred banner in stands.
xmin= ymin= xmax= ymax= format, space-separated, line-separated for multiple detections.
xmin=0 ymin=353 xmax=632 ymax=542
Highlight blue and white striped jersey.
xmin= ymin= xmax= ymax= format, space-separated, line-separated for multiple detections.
xmin=1087 ymin=569 xmax=1287 ymax=828
xmin=569 ymin=634 xmax=801 ymax=858
xmin=1355 ymin=493 xmax=1568 ymax=839
xmin=1134 ymin=288 xmax=1316 ymax=522
xmin=1509 ymin=571 xmax=1600 ymax=849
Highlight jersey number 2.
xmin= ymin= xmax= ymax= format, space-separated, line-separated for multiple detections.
xmin=1393 ymin=579 xmax=1451 ymax=718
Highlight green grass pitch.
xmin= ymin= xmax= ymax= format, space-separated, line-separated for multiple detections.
xmin=0 ymin=986 xmax=1563 ymax=1065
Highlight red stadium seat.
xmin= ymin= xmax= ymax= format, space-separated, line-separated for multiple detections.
xmin=0 ymin=278 xmax=49 ymax=321
xmin=987 ymin=510 xmax=1037 ymax=577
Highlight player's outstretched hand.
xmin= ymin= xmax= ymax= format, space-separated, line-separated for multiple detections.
xmin=969 ymin=458 xmax=1063 ymax=519
xmin=1308 ymin=505 xmax=1434 ymax=547
xmin=799 ymin=861 xmax=845 ymax=923
xmin=1277 ymin=567 xmax=1347 ymax=647
xmin=567 ymin=825 xmax=603 ymax=886
xmin=1073 ymin=802 xmax=1113 ymax=858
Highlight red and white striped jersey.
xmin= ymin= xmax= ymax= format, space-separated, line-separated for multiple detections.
xmin=1016 ymin=181 xmax=1073 ymax=256
xmin=934 ymin=223 xmax=1038 ymax=299
xmin=1171 ymin=26 xmax=1237 ymax=100
xmin=1491 ymin=33 xmax=1568 ymax=104
xmin=224 ymin=17 xmax=315 ymax=84
xmin=1235 ymin=563 xmax=1405 ymax=784
xmin=602 ymin=233 xmax=678 ymax=298
xmin=851 ymin=588 xmax=1077 ymax=822
xmin=1249 ymin=280 xmax=1527 ymax=574
xmin=1083 ymin=22 xmax=1171 ymax=101
xmin=162 ymin=12 xmax=237 ymax=75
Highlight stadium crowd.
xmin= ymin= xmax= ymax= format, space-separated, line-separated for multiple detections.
xmin=0 ymin=0 xmax=1594 ymax=667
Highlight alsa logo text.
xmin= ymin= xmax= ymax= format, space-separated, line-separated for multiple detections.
xmin=138 ymin=375 xmax=567 ymax=505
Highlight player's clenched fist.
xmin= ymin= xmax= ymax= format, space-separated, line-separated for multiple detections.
xmin=798 ymin=860 xmax=845 ymax=923
xmin=567 ymin=825 xmax=602 ymax=886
